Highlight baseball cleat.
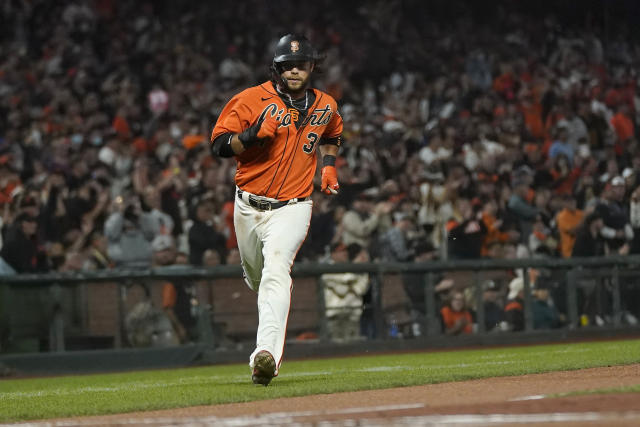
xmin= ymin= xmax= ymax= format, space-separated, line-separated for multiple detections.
xmin=252 ymin=351 xmax=276 ymax=386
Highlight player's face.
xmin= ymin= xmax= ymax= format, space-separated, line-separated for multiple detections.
xmin=279 ymin=60 xmax=313 ymax=93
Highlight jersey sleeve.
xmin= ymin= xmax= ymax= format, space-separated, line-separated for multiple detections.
xmin=322 ymin=103 xmax=343 ymax=140
xmin=210 ymin=95 xmax=254 ymax=141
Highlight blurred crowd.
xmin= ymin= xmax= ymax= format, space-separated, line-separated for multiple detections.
xmin=1 ymin=0 xmax=640 ymax=282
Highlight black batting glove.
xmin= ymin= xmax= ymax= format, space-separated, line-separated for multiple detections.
xmin=238 ymin=116 xmax=280 ymax=149
xmin=238 ymin=119 xmax=263 ymax=148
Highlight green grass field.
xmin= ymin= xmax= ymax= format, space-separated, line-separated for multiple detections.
xmin=1 ymin=339 xmax=639 ymax=422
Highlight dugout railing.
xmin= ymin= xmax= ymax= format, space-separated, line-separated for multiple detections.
xmin=1 ymin=255 xmax=640 ymax=354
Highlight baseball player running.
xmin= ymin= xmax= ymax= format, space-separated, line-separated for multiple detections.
xmin=210 ymin=34 xmax=342 ymax=385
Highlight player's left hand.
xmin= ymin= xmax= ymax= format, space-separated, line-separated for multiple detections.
xmin=321 ymin=165 xmax=339 ymax=195
xmin=238 ymin=116 xmax=280 ymax=148
xmin=256 ymin=115 xmax=280 ymax=140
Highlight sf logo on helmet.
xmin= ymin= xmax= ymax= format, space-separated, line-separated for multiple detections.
xmin=290 ymin=41 xmax=299 ymax=52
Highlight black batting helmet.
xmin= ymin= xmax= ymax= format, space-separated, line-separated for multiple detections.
xmin=273 ymin=34 xmax=316 ymax=65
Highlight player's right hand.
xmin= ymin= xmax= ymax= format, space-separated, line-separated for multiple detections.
xmin=321 ymin=165 xmax=339 ymax=195
xmin=238 ymin=116 xmax=280 ymax=148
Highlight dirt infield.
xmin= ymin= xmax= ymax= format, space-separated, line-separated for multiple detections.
xmin=26 ymin=364 xmax=640 ymax=426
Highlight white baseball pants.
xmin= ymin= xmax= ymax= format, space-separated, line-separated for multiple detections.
xmin=234 ymin=191 xmax=312 ymax=375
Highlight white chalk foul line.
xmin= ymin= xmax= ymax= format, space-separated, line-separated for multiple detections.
xmin=0 ymin=375 xmax=231 ymax=400
xmin=359 ymin=360 xmax=518 ymax=373
xmin=378 ymin=412 xmax=640 ymax=425
xmin=510 ymin=394 xmax=547 ymax=401
xmin=6 ymin=403 xmax=426 ymax=427
xmin=8 ymin=410 xmax=640 ymax=427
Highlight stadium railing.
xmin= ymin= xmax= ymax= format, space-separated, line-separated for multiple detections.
xmin=1 ymin=255 xmax=640 ymax=354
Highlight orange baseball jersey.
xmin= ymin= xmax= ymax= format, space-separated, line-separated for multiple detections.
xmin=211 ymin=81 xmax=342 ymax=200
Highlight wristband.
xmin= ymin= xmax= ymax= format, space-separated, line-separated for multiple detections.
xmin=322 ymin=155 xmax=336 ymax=167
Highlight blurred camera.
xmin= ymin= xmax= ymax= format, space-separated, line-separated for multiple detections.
xmin=123 ymin=203 xmax=139 ymax=223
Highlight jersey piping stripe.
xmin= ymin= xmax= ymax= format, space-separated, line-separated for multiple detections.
xmin=275 ymin=93 xmax=323 ymax=199
xmin=259 ymin=83 xmax=278 ymax=97
xmin=264 ymin=125 xmax=291 ymax=196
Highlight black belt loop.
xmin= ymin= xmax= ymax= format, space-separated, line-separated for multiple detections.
xmin=237 ymin=189 xmax=309 ymax=211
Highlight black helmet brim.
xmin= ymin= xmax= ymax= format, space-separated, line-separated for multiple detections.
xmin=273 ymin=54 xmax=315 ymax=63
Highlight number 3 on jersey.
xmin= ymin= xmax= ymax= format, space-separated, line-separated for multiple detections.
xmin=302 ymin=132 xmax=318 ymax=154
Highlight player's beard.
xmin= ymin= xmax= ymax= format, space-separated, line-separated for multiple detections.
xmin=282 ymin=75 xmax=310 ymax=99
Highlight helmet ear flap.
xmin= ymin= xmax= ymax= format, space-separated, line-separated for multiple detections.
xmin=270 ymin=62 xmax=286 ymax=88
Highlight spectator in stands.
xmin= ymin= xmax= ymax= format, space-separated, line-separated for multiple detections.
xmin=321 ymin=243 xmax=370 ymax=342
xmin=571 ymin=211 xmax=612 ymax=326
xmin=559 ymin=106 xmax=589 ymax=150
xmin=593 ymin=177 xmax=635 ymax=324
xmin=188 ymin=194 xmax=227 ymax=266
xmin=155 ymin=235 xmax=196 ymax=344
xmin=40 ymin=174 xmax=74 ymax=244
xmin=447 ymin=198 xmax=487 ymax=259
xmin=104 ymin=195 xmax=156 ymax=268
xmin=440 ymin=290 xmax=473 ymax=335
xmin=202 ymin=248 xmax=222 ymax=267
xmin=0 ymin=213 xmax=47 ymax=273
xmin=610 ymin=103 xmax=634 ymax=154
xmin=226 ymin=248 xmax=242 ymax=265
xmin=550 ymin=154 xmax=581 ymax=196
xmin=417 ymin=163 xmax=448 ymax=251
xmin=379 ymin=211 xmax=414 ymax=262
xmin=505 ymin=276 xmax=525 ymax=332
xmin=572 ymin=211 xmax=606 ymax=257
xmin=301 ymin=194 xmax=343 ymax=261
xmin=82 ymin=230 xmax=112 ymax=270
xmin=401 ymin=241 xmax=448 ymax=336
xmin=482 ymin=280 xmax=505 ymax=332
xmin=341 ymin=192 xmax=392 ymax=251
xmin=528 ymin=213 xmax=558 ymax=256
xmin=599 ymin=158 xmax=621 ymax=187
xmin=508 ymin=179 xmax=539 ymax=245
xmin=156 ymin=150 xmax=188 ymax=237
xmin=548 ymin=126 xmax=575 ymax=166
xmin=555 ymin=194 xmax=584 ymax=258
xmin=481 ymin=197 xmax=519 ymax=257
xmin=596 ymin=177 xmax=634 ymax=254
xmin=140 ymin=185 xmax=174 ymax=237
xmin=532 ymin=281 xmax=564 ymax=330
xmin=623 ymin=167 xmax=639 ymax=196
